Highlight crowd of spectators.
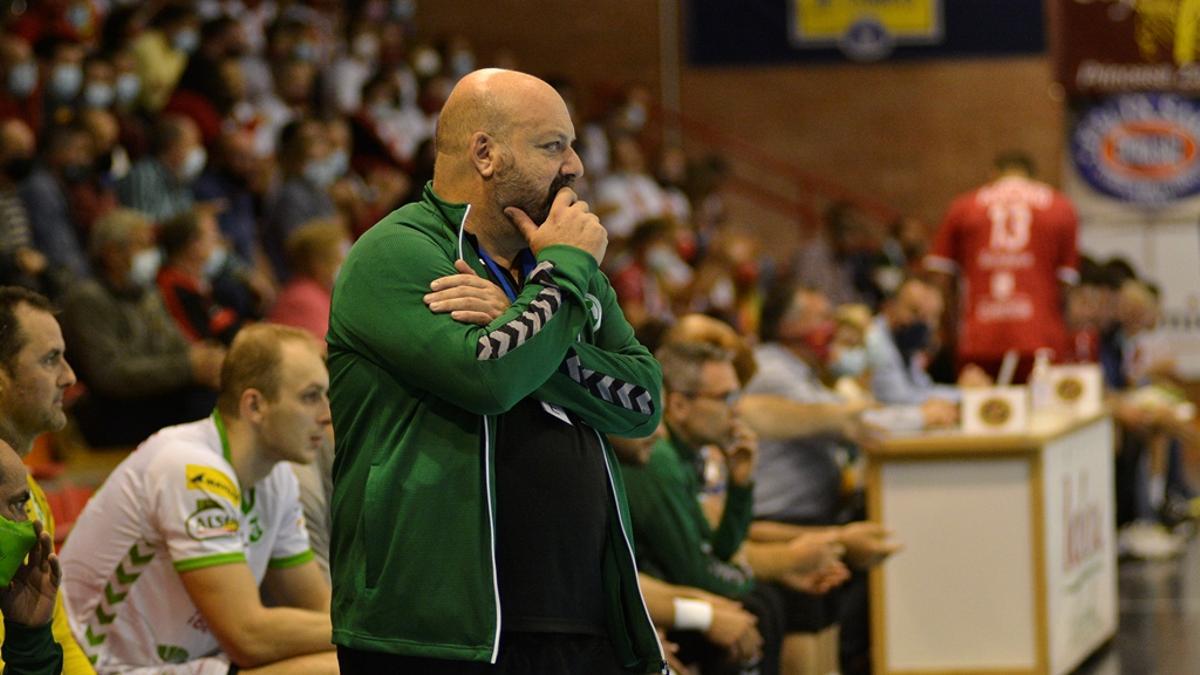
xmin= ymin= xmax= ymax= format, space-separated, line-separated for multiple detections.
xmin=0 ymin=2 xmax=1192 ymax=675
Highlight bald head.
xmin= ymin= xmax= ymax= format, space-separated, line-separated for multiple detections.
xmin=0 ymin=119 xmax=34 ymax=158
xmin=435 ymin=68 xmax=567 ymax=156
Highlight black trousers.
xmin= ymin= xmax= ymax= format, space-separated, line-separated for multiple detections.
xmin=337 ymin=632 xmax=632 ymax=675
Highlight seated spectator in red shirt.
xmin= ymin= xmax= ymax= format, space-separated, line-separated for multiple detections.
xmin=268 ymin=219 xmax=349 ymax=341
xmin=156 ymin=208 xmax=245 ymax=345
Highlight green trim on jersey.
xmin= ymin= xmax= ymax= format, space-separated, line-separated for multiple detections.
xmin=268 ymin=549 xmax=315 ymax=570
xmin=211 ymin=410 xmax=256 ymax=514
xmin=173 ymin=551 xmax=247 ymax=573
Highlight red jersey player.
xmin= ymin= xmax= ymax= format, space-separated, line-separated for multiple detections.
xmin=925 ymin=154 xmax=1079 ymax=382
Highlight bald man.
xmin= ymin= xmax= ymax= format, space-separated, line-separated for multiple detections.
xmin=328 ymin=69 xmax=665 ymax=673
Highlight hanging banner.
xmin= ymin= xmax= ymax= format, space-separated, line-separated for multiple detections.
xmin=1070 ymin=94 xmax=1200 ymax=205
xmin=790 ymin=0 xmax=943 ymax=61
xmin=1053 ymin=0 xmax=1200 ymax=95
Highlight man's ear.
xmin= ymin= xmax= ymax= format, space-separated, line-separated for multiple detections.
xmin=239 ymin=388 xmax=266 ymax=424
xmin=470 ymin=132 xmax=498 ymax=178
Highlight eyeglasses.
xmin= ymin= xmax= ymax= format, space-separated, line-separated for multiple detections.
xmin=681 ymin=389 xmax=741 ymax=407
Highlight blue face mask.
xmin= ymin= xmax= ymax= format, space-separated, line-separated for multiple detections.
xmin=115 ymin=72 xmax=141 ymax=105
xmin=830 ymin=347 xmax=868 ymax=378
xmin=173 ymin=28 xmax=200 ymax=55
xmin=7 ymin=61 xmax=37 ymax=98
xmin=83 ymin=82 xmax=114 ymax=109
xmin=303 ymin=158 xmax=337 ymax=188
xmin=49 ymin=63 xmax=83 ymax=100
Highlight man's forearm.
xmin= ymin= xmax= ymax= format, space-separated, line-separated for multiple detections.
xmin=228 ymin=607 xmax=333 ymax=667
xmin=739 ymin=395 xmax=856 ymax=439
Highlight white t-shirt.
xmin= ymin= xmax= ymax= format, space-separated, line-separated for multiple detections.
xmin=61 ymin=416 xmax=312 ymax=673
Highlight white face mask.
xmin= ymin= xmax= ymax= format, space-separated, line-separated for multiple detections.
xmin=173 ymin=28 xmax=200 ymax=54
xmin=7 ymin=61 xmax=37 ymax=98
xmin=128 ymin=248 xmax=162 ymax=288
xmin=178 ymin=146 xmax=207 ymax=183
xmin=203 ymin=245 xmax=228 ymax=279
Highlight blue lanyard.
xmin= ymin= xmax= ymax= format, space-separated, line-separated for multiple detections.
xmin=476 ymin=243 xmax=536 ymax=302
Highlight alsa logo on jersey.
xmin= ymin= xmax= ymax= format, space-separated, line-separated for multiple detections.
xmin=1072 ymin=94 xmax=1200 ymax=204
xmin=186 ymin=499 xmax=240 ymax=541
xmin=185 ymin=465 xmax=240 ymax=507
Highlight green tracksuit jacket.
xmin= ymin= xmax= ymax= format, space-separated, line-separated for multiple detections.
xmin=620 ymin=428 xmax=756 ymax=598
xmin=326 ymin=182 xmax=665 ymax=673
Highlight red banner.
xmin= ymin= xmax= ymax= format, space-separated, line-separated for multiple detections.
xmin=1052 ymin=0 xmax=1200 ymax=95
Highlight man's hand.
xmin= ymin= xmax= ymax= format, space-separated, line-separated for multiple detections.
xmin=786 ymin=531 xmax=845 ymax=575
xmin=839 ymin=521 xmax=903 ymax=569
xmin=188 ymin=343 xmax=226 ymax=389
xmin=505 ymin=187 xmax=608 ymax=265
xmin=780 ymin=557 xmax=851 ymax=595
xmin=706 ymin=604 xmax=762 ymax=665
xmin=920 ymin=398 xmax=958 ymax=429
xmin=15 ymin=247 xmax=46 ymax=276
xmin=957 ymin=364 xmax=993 ymax=388
xmin=425 ymin=260 xmax=512 ymax=325
xmin=0 ymin=521 xmax=60 ymax=627
xmin=722 ymin=419 xmax=758 ymax=488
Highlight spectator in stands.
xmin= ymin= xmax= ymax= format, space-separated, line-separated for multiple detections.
xmin=20 ymin=122 xmax=93 ymax=281
xmin=925 ymin=152 xmax=1079 ymax=382
xmin=79 ymin=54 xmax=115 ymax=111
xmin=117 ymin=114 xmax=206 ymax=222
xmin=0 ymin=286 xmax=95 ymax=672
xmin=264 ymin=118 xmax=336 ymax=279
xmin=156 ymin=208 xmax=245 ymax=345
xmin=129 ymin=4 xmax=199 ymax=112
xmin=192 ymin=128 xmax=276 ymax=318
xmin=595 ymin=131 xmax=682 ymax=240
xmin=609 ymin=217 xmax=692 ymax=328
xmin=0 ymin=119 xmax=63 ymax=297
xmin=0 ymin=34 xmax=41 ymax=134
xmin=35 ymin=37 xmax=85 ymax=126
xmin=69 ymin=108 xmax=119 ymax=232
xmin=621 ymin=340 xmax=850 ymax=675
xmin=269 ymin=219 xmax=348 ymax=341
xmin=865 ymin=276 xmax=988 ymax=407
xmin=794 ymin=202 xmax=877 ymax=308
xmin=0 ymin=440 xmax=62 ymax=674
xmin=60 ymin=324 xmax=338 ymax=674
xmin=61 ymin=209 xmax=224 ymax=447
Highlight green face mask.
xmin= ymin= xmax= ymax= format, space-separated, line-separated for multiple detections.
xmin=0 ymin=515 xmax=36 ymax=586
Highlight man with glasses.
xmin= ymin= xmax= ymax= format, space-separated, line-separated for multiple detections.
xmin=620 ymin=341 xmax=848 ymax=675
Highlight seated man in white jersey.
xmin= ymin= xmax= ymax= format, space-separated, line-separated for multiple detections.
xmin=60 ymin=324 xmax=338 ymax=675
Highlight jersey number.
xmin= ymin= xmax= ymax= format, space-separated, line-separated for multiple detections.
xmin=987 ymin=203 xmax=1032 ymax=252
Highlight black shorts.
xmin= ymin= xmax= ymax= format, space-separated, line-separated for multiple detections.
xmin=337 ymin=632 xmax=631 ymax=674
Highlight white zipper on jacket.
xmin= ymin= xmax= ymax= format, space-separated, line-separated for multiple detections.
xmin=461 ymin=204 xmax=503 ymax=663
xmin=593 ymin=428 xmax=666 ymax=669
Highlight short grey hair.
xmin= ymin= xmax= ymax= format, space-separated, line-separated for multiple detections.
xmin=655 ymin=341 xmax=733 ymax=394
xmin=89 ymin=208 xmax=152 ymax=260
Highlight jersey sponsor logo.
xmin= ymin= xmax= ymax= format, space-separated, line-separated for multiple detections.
xmin=1072 ymin=93 xmax=1200 ymax=203
xmin=186 ymin=499 xmax=240 ymax=540
xmin=186 ymin=465 xmax=241 ymax=507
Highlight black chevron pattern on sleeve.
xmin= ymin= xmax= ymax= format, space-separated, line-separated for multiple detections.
xmin=476 ymin=284 xmax=564 ymax=360
xmin=558 ymin=351 xmax=655 ymax=415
